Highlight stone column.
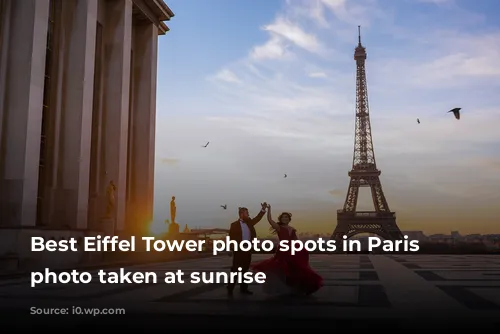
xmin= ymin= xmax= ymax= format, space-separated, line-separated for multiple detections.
xmin=0 ymin=0 xmax=13 ymax=148
xmin=101 ymin=0 xmax=133 ymax=231
xmin=127 ymin=22 xmax=158 ymax=234
xmin=56 ymin=0 xmax=97 ymax=229
xmin=0 ymin=0 xmax=50 ymax=226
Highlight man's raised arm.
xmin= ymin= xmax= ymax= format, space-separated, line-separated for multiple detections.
xmin=249 ymin=203 xmax=267 ymax=226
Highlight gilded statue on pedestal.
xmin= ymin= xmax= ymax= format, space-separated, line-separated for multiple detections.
xmin=105 ymin=180 xmax=116 ymax=218
xmin=168 ymin=196 xmax=179 ymax=235
xmin=170 ymin=196 xmax=176 ymax=223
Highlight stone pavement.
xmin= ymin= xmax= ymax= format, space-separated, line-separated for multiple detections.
xmin=0 ymin=254 xmax=499 ymax=329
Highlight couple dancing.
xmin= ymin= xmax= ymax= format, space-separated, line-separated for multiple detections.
xmin=227 ymin=202 xmax=323 ymax=297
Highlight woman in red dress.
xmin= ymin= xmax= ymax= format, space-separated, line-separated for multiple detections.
xmin=251 ymin=204 xmax=323 ymax=296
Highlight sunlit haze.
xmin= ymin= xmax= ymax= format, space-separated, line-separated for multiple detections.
xmin=153 ymin=0 xmax=500 ymax=235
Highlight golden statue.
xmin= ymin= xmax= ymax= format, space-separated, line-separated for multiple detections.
xmin=170 ymin=196 xmax=176 ymax=223
xmin=105 ymin=180 xmax=116 ymax=218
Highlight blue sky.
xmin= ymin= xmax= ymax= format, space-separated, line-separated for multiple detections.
xmin=152 ymin=0 xmax=500 ymax=235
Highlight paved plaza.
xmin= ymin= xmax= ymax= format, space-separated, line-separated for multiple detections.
xmin=0 ymin=254 xmax=499 ymax=328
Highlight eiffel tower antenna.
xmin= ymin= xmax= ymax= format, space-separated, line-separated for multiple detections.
xmin=331 ymin=26 xmax=403 ymax=243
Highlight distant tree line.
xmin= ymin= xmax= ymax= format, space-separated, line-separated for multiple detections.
xmin=328 ymin=241 xmax=500 ymax=255
xmin=251 ymin=241 xmax=500 ymax=255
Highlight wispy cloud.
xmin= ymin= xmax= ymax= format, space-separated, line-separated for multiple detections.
xmin=249 ymin=16 xmax=330 ymax=61
xmin=286 ymin=0 xmax=384 ymax=28
xmin=309 ymin=71 xmax=327 ymax=78
xmin=209 ymin=69 xmax=241 ymax=84
xmin=328 ymin=189 xmax=344 ymax=197
xmin=250 ymin=35 xmax=292 ymax=60
xmin=261 ymin=17 xmax=324 ymax=54
xmin=417 ymin=0 xmax=453 ymax=4
xmin=159 ymin=158 xmax=180 ymax=166
xmin=373 ymin=32 xmax=500 ymax=91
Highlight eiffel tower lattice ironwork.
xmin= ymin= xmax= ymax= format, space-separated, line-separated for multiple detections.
xmin=331 ymin=26 xmax=403 ymax=242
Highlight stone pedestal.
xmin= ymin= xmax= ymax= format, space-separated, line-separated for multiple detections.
xmin=168 ymin=222 xmax=179 ymax=236
xmin=100 ymin=218 xmax=115 ymax=236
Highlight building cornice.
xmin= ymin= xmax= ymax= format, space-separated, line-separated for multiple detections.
xmin=151 ymin=0 xmax=174 ymax=20
xmin=132 ymin=0 xmax=174 ymax=35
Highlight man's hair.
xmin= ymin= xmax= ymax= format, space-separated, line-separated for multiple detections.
xmin=238 ymin=207 xmax=248 ymax=214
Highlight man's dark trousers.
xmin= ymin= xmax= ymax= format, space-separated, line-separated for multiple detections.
xmin=227 ymin=250 xmax=252 ymax=292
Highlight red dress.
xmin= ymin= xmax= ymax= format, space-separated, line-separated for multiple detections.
xmin=251 ymin=228 xmax=323 ymax=295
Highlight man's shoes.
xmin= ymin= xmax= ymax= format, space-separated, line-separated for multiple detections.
xmin=240 ymin=289 xmax=253 ymax=295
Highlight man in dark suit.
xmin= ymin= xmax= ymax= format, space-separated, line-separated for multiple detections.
xmin=227 ymin=203 xmax=267 ymax=296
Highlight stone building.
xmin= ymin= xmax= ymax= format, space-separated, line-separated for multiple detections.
xmin=0 ymin=0 xmax=173 ymax=267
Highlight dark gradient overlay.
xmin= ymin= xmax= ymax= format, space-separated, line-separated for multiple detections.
xmin=0 ymin=252 xmax=499 ymax=330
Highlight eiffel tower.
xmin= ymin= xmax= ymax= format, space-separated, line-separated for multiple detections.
xmin=331 ymin=27 xmax=403 ymax=242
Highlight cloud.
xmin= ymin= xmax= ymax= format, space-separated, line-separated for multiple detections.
xmin=209 ymin=69 xmax=241 ymax=84
xmin=372 ymin=32 xmax=500 ymax=91
xmin=417 ymin=0 xmax=452 ymax=4
xmin=472 ymin=158 xmax=500 ymax=172
xmin=250 ymin=35 xmax=292 ymax=60
xmin=261 ymin=17 xmax=324 ymax=54
xmin=309 ymin=71 xmax=327 ymax=78
xmin=159 ymin=158 xmax=180 ymax=166
xmin=288 ymin=0 xmax=388 ymax=30
xmin=328 ymin=189 xmax=344 ymax=197
xmin=157 ymin=0 xmax=500 ymax=234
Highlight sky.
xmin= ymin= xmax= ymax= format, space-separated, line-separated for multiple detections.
xmin=152 ymin=0 xmax=500 ymax=236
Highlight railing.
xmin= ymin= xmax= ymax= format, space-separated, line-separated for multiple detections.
xmin=189 ymin=228 xmax=229 ymax=234
xmin=337 ymin=210 xmax=396 ymax=218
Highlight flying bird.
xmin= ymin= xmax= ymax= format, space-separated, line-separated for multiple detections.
xmin=221 ymin=204 xmax=227 ymax=210
xmin=284 ymin=174 xmax=287 ymax=178
xmin=417 ymin=118 xmax=420 ymax=124
xmin=202 ymin=142 xmax=210 ymax=147
xmin=448 ymin=108 xmax=461 ymax=120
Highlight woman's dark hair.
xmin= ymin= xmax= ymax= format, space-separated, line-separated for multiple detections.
xmin=269 ymin=212 xmax=292 ymax=234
